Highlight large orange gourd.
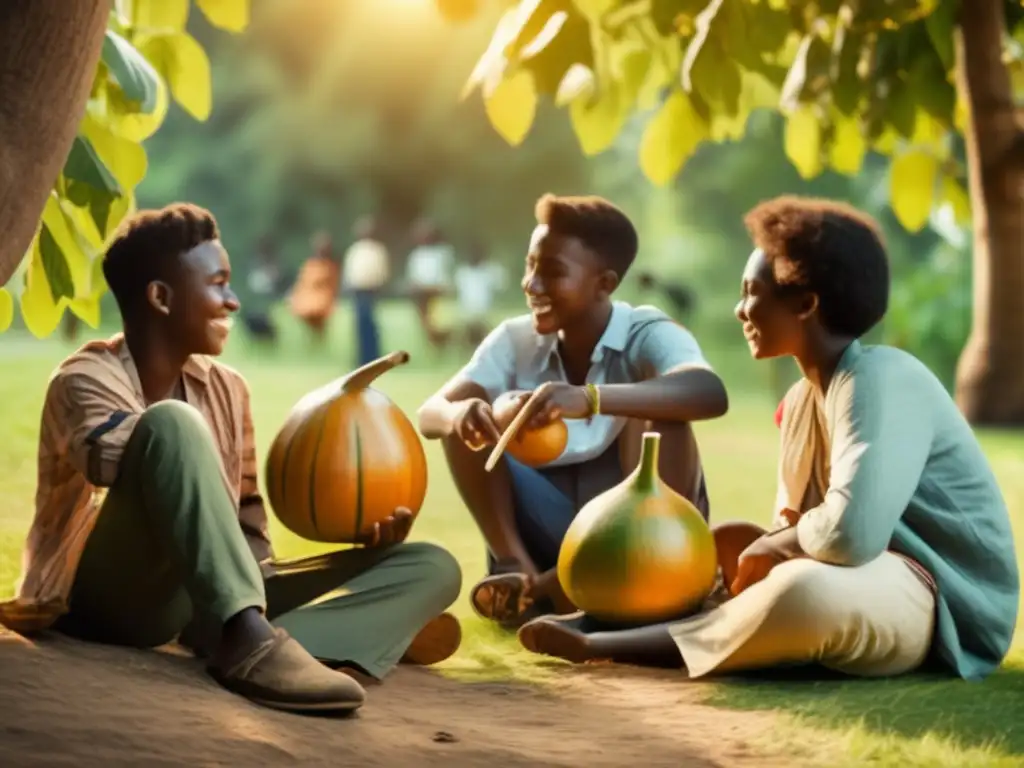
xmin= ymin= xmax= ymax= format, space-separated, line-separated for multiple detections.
xmin=265 ymin=351 xmax=427 ymax=543
xmin=557 ymin=431 xmax=718 ymax=624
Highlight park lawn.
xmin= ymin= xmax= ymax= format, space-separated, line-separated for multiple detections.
xmin=0 ymin=302 xmax=1022 ymax=767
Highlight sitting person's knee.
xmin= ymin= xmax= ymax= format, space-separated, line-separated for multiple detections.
xmin=127 ymin=401 xmax=218 ymax=465
xmin=765 ymin=558 xmax=837 ymax=616
xmin=136 ymin=400 xmax=208 ymax=439
xmin=400 ymin=541 xmax=463 ymax=604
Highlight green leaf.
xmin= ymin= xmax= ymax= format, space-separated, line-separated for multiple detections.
xmin=613 ymin=42 xmax=653 ymax=107
xmin=140 ymin=32 xmax=213 ymax=121
xmin=708 ymin=69 xmax=778 ymax=142
xmin=636 ymin=32 xmax=680 ymax=110
xmin=0 ymin=288 xmax=13 ymax=333
xmin=890 ymin=149 xmax=939 ymax=232
xmin=680 ymin=0 xmax=725 ymax=92
xmin=68 ymin=295 xmax=102 ymax=329
xmin=785 ymin=104 xmax=823 ymax=179
xmin=829 ymin=113 xmax=867 ymax=175
xmin=639 ymin=89 xmax=710 ymax=186
xmin=43 ymin=194 xmax=97 ymax=297
xmin=484 ymin=69 xmax=539 ymax=146
xmin=743 ymin=0 xmax=791 ymax=55
xmin=20 ymin=243 xmax=66 ymax=339
xmin=101 ymin=30 xmax=161 ymax=113
xmin=831 ymin=22 xmax=866 ymax=116
xmin=81 ymin=114 xmax=149 ymax=195
xmin=909 ymin=52 xmax=956 ymax=122
xmin=519 ymin=9 xmax=594 ymax=96
xmin=573 ymin=0 xmax=615 ymax=24
xmin=570 ymin=81 xmax=631 ymax=155
xmin=105 ymin=75 xmax=170 ymax=141
xmin=680 ymin=0 xmax=742 ymax=116
xmin=859 ymin=0 xmax=940 ymax=29
xmin=780 ymin=29 xmax=832 ymax=112
xmin=886 ymin=78 xmax=918 ymax=138
xmin=940 ymin=174 xmax=971 ymax=226
xmin=63 ymin=136 xmax=122 ymax=196
xmin=924 ymin=0 xmax=957 ymax=71
xmin=195 ymin=0 xmax=251 ymax=33
xmin=38 ymin=225 xmax=75 ymax=305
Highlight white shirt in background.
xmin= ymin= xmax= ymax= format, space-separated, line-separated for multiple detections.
xmin=406 ymin=243 xmax=455 ymax=290
xmin=343 ymin=239 xmax=390 ymax=290
xmin=455 ymin=262 xmax=506 ymax=320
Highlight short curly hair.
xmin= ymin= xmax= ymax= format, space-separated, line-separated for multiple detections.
xmin=743 ymin=195 xmax=890 ymax=338
xmin=103 ymin=203 xmax=220 ymax=316
xmin=535 ymin=193 xmax=638 ymax=279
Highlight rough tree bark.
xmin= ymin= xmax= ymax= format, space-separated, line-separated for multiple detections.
xmin=0 ymin=0 xmax=112 ymax=288
xmin=953 ymin=0 xmax=1024 ymax=425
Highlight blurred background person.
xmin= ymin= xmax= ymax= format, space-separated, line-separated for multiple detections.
xmin=405 ymin=217 xmax=455 ymax=352
xmin=342 ymin=215 xmax=390 ymax=366
xmin=288 ymin=231 xmax=340 ymax=346
xmin=454 ymin=241 xmax=505 ymax=349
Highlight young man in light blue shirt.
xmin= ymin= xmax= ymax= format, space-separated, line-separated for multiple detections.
xmin=418 ymin=194 xmax=729 ymax=628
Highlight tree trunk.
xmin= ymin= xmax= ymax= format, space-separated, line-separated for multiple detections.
xmin=0 ymin=0 xmax=111 ymax=288
xmin=952 ymin=0 xmax=1024 ymax=425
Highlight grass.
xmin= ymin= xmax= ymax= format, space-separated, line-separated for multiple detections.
xmin=1 ymin=300 xmax=1023 ymax=766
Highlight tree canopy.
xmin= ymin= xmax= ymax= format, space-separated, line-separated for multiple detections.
xmin=464 ymin=0 xmax=1022 ymax=232
xmin=0 ymin=0 xmax=251 ymax=338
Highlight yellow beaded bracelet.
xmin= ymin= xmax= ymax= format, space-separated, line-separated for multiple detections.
xmin=584 ymin=382 xmax=601 ymax=419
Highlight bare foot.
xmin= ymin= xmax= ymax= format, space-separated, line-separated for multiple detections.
xmin=517 ymin=614 xmax=598 ymax=664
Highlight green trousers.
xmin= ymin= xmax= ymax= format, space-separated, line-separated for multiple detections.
xmin=56 ymin=401 xmax=462 ymax=679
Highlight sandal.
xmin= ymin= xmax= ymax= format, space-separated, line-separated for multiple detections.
xmin=470 ymin=573 xmax=540 ymax=628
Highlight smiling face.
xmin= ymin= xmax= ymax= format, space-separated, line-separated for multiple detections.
xmin=150 ymin=240 xmax=239 ymax=356
xmin=520 ymin=224 xmax=617 ymax=335
xmin=734 ymin=248 xmax=815 ymax=360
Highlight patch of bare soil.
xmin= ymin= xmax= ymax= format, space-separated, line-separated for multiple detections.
xmin=0 ymin=627 xmax=792 ymax=767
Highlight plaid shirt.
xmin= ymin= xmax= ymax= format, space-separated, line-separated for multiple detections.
xmin=0 ymin=334 xmax=273 ymax=634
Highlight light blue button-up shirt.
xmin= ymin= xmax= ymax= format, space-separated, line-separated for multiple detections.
xmin=454 ymin=301 xmax=712 ymax=468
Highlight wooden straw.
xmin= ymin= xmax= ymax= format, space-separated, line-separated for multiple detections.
xmin=484 ymin=400 xmax=536 ymax=472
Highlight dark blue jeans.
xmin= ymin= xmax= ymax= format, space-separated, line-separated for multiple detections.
xmin=488 ymin=457 xmax=581 ymax=576
xmin=353 ymin=289 xmax=381 ymax=366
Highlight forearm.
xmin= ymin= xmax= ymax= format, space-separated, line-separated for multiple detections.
xmin=417 ymin=396 xmax=466 ymax=439
xmin=418 ymin=379 xmax=504 ymax=439
xmin=596 ymin=368 xmax=728 ymax=423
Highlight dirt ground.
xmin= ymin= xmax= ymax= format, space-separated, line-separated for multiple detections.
xmin=0 ymin=627 xmax=792 ymax=767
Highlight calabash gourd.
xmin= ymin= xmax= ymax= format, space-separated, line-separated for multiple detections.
xmin=557 ymin=431 xmax=718 ymax=624
xmin=506 ymin=418 xmax=568 ymax=467
xmin=265 ymin=351 xmax=428 ymax=543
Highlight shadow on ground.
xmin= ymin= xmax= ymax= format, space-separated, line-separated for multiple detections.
xmin=0 ymin=629 xmax=788 ymax=767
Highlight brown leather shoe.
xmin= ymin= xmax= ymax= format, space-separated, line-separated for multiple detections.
xmin=401 ymin=612 xmax=462 ymax=666
xmin=209 ymin=628 xmax=366 ymax=713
